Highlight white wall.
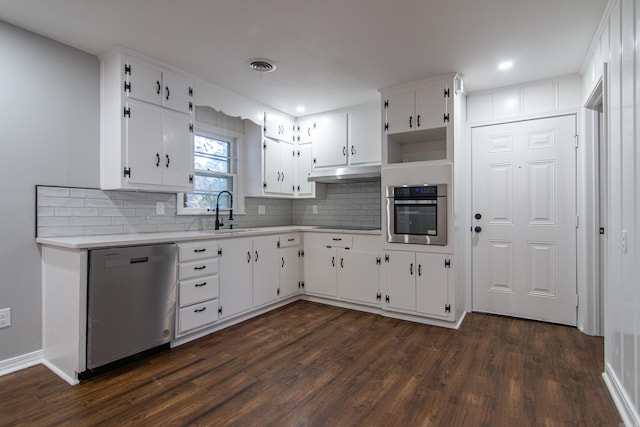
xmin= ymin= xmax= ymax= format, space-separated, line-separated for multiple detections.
xmin=582 ymin=1 xmax=640 ymax=424
xmin=0 ymin=21 xmax=100 ymax=361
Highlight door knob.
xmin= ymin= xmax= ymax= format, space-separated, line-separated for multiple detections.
xmin=474 ymin=213 xmax=482 ymax=220
xmin=474 ymin=226 xmax=482 ymax=233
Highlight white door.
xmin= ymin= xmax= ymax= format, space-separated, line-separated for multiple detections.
xmin=416 ymin=253 xmax=451 ymax=319
xmin=337 ymin=248 xmax=380 ymax=305
xmin=219 ymin=238 xmax=253 ymax=318
xmin=383 ymin=251 xmax=416 ymax=312
xmin=161 ymin=111 xmax=193 ymax=188
xmin=279 ymin=141 xmax=295 ymax=195
xmin=125 ymin=102 xmax=163 ymax=185
xmin=348 ymin=104 xmax=381 ymax=165
xmin=313 ymin=112 xmax=348 ymax=168
xmin=161 ymin=70 xmax=192 ymax=114
xmin=124 ymin=56 xmax=162 ymax=106
xmin=296 ymin=144 xmax=313 ymax=196
xmin=252 ymin=236 xmax=280 ymax=307
xmin=280 ymin=246 xmax=300 ymax=298
xmin=385 ymin=90 xmax=414 ymax=134
xmin=414 ymin=81 xmax=446 ymax=131
xmin=263 ymin=137 xmax=281 ymax=193
xmin=304 ymin=246 xmax=337 ymax=297
xmin=472 ymin=115 xmax=577 ymax=325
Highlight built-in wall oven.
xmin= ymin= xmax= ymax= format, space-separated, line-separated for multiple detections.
xmin=386 ymin=184 xmax=447 ymax=245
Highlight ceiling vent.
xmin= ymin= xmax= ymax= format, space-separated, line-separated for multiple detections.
xmin=247 ymin=58 xmax=277 ymax=73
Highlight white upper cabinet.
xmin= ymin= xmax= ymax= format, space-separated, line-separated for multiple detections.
xmin=100 ymin=48 xmax=194 ymax=192
xmin=384 ymin=79 xmax=449 ymax=134
xmin=348 ymin=103 xmax=381 ymax=165
xmin=297 ymin=117 xmax=316 ymax=145
xmin=295 ymin=144 xmax=313 ymax=196
xmin=312 ymin=112 xmax=348 ymax=168
xmin=264 ymin=112 xmax=296 ymax=143
xmin=263 ymin=137 xmax=295 ymax=195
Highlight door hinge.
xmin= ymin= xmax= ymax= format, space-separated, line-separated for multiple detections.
xmin=385 ymin=295 xmax=390 ymax=303
xmin=445 ymin=304 xmax=451 ymax=313
xmin=277 ymin=288 xmax=280 ymax=296
xmin=576 ymin=294 xmax=579 ymax=308
xmin=263 ymin=181 xmax=267 ymax=189
xmin=599 ymin=227 xmax=605 ymax=235
xmin=384 ymin=122 xmax=389 ymax=132
xmin=188 ymin=87 xmax=194 ymax=97
xmin=188 ymin=175 xmax=193 ymax=184
xmin=189 ymin=123 xmax=194 ymax=133
xmin=218 ymin=248 xmax=222 ymax=256
xmin=444 ymin=88 xmax=450 ymax=98
xmin=384 ymin=100 xmax=389 ymax=109
xmin=189 ymin=101 xmax=193 ymax=112
xmin=124 ymin=64 xmax=131 ymax=75
xmin=263 ymin=142 xmax=267 ymax=150
xmin=123 ymin=167 xmax=131 ymax=178
xmin=301 ymin=281 xmax=305 ymax=288
xmin=576 ymin=215 xmax=579 ymax=229
xmin=123 ymin=107 xmax=131 ymax=118
xmin=444 ymin=259 xmax=451 ymax=268
xmin=376 ymin=292 xmax=382 ymax=301
xmin=313 ymin=157 xmax=317 ymax=164
xmin=443 ymin=113 xmax=450 ymax=123
xmin=384 ymin=254 xmax=389 ymax=263
xmin=376 ymin=257 xmax=381 ymax=265
xmin=218 ymin=306 xmax=222 ymax=315
xmin=123 ymin=81 xmax=131 ymax=93
xmin=575 ymin=135 xmax=579 ymax=149
xmin=277 ymin=241 xmax=281 ymax=249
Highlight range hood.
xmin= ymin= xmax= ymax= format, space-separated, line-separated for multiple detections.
xmin=306 ymin=165 xmax=381 ymax=183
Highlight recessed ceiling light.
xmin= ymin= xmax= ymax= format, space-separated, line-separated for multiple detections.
xmin=247 ymin=58 xmax=277 ymax=73
xmin=296 ymin=105 xmax=306 ymax=113
xmin=498 ymin=61 xmax=513 ymax=71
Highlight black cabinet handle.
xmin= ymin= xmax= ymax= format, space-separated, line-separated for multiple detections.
xmin=156 ymin=153 xmax=160 ymax=167
xmin=340 ymin=258 xmax=344 ymax=268
xmin=410 ymin=263 xmax=413 ymax=275
xmin=255 ymin=250 xmax=259 ymax=262
xmin=194 ymin=265 xmax=207 ymax=271
xmin=342 ymin=146 xmax=347 ymax=156
xmin=194 ymin=248 xmax=206 ymax=253
xmin=331 ymin=256 xmax=335 ymax=267
xmin=288 ymin=238 xmax=295 ymax=242
xmin=165 ymin=86 xmax=170 ymax=100
xmin=418 ymin=264 xmax=422 ymax=276
xmin=332 ymin=237 xmax=342 ymax=241
xmin=282 ymin=257 xmax=285 ymax=268
xmin=409 ymin=115 xmax=413 ymax=128
xmin=194 ymin=307 xmax=207 ymax=313
xmin=417 ymin=115 xmax=421 ymax=127
xmin=156 ymin=80 xmax=161 ymax=95
xmin=195 ymin=282 xmax=207 ymax=287
xmin=351 ymin=145 xmax=355 ymax=155
xmin=165 ymin=154 xmax=170 ymax=168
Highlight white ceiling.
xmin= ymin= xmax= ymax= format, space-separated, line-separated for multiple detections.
xmin=0 ymin=0 xmax=607 ymax=117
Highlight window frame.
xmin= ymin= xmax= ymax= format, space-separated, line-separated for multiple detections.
xmin=177 ymin=122 xmax=242 ymax=215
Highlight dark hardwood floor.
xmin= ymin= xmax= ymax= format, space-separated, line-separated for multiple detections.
xmin=0 ymin=301 xmax=621 ymax=426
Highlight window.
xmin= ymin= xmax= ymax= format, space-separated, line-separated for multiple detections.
xmin=178 ymin=125 xmax=238 ymax=215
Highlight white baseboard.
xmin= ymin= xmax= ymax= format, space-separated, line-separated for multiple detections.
xmin=0 ymin=350 xmax=42 ymax=377
xmin=603 ymin=363 xmax=639 ymax=427
xmin=41 ymin=359 xmax=79 ymax=385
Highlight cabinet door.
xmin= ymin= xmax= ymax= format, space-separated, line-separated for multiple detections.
xmin=280 ymin=116 xmax=296 ymax=144
xmin=263 ymin=137 xmax=281 ymax=193
xmin=415 ymin=81 xmax=447 ymax=131
xmin=162 ymin=70 xmax=193 ymax=114
xmin=280 ymin=141 xmax=295 ymax=195
xmin=338 ymin=248 xmax=380 ymax=305
xmin=385 ymin=90 xmax=414 ymax=134
xmin=383 ymin=251 xmax=416 ymax=312
xmin=219 ymin=238 xmax=253 ymax=319
xmin=304 ymin=246 xmax=337 ymax=297
xmin=349 ymin=104 xmax=381 ymax=165
xmin=124 ymin=56 xmax=162 ymax=106
xmin=264 ymin=112 xmax=282 ymax=140
xmin=416 ymin=253 xmax=450 ymax=318
xmin=125 ymin=102 xmax=163 ymax=185
xmin=298 ymin=117 xmax=315 ymax=145
xmin=162 ymin=111 xmax=193 ymax=188
xmin=296 ymin=144 xmax=313 ymax=196
xmin=253 ymin=236 xmax=281 ymax=307
xmin=313 ymin=112 xmax=348 ymax=168
xmin=280 ymin=246 xmax=300 ymax=298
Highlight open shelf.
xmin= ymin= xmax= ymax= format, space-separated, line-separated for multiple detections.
xmin=387 ymin=127 xmax=447 ymax=164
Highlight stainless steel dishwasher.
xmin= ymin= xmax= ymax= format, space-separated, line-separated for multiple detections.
xmin=85 ymin=244 xmax=176 ymax=376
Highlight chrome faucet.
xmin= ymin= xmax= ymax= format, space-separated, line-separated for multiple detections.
xmin=214 ymin=191 xmax=234 ymax=230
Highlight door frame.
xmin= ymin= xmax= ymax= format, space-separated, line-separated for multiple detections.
xmin=465 ymin=108 xmax=588 ymax=327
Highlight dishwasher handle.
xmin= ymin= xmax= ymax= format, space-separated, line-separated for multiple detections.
xmin=130 ymin=257 xmax=149 ymax=264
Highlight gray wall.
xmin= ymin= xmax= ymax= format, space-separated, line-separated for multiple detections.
xmin=0 ymin=21 xmax=100 ymax=361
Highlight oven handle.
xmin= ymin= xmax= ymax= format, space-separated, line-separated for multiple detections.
xmin=391 ymin=199 xmax=438 ymax=205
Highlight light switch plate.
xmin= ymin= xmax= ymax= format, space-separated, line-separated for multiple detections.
xmin=258 ymin=205 xmax=266 ymax=215
xmin=0 ymin=308 xmax=11 ymax=328
xmin=313 ymin=205 xmax=318 ymax=214
xmin=156 ymin=202 xmax=165 ymax=215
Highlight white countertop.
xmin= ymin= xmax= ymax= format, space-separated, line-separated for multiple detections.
xmin=36 ymin=226 xmax=382 ymax=249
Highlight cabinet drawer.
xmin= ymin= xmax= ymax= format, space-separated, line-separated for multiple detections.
xmin=179 ymin=258 xmax=219 ymax=280
xmin=178 ymin=300 xmax=218 ymax=334
xmin=179 ymin=241 xmax=219 ymax=262
xmin=279 ymin=233 xmax=300 ymax=248
xmin=179 ymin=275 xmax=219 ymax=307
xmin=317 ymin=234 xmax=353 ymax=248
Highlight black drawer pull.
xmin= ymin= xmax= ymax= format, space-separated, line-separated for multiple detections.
xmin=194 ymin=307 xmax=207 ymax=313
xmin=194 ymin=266 xmax=207 ymax=271
xmin=194 ymin=282 xmax=207 ymax=287
xmin=332 ymin=237 xmax=342 ymax=241
xmin=194 ymin=248 xmax=206 ymax=253
xmin=288 ymin=238 xmax=295 ymax=242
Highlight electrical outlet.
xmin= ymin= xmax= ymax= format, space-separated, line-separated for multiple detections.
xmin=312 ymin=205 xmax=318 ymax=214
xmin=156 ymin=202 xmax=165 ymax=215
xmin=0 ymin=308 xmax=11 ymax=328
xmin=258 ymin=205 xmax=266 ymax=215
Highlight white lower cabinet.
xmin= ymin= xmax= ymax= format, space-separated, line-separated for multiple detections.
xmin=382 ymin=250 xmax=453 ymax=320
xmin=218 ymin=237 xmax=254 ymax=319
xmin=303 ymin=233 xmax=381 ymax=306
xmin=279 ymin=233 xmax=302 ymax=299
xmin=252 ymin=235 xmax=281 ymax=307
xmin=176 ymin=241 xmax=220 ymax=336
